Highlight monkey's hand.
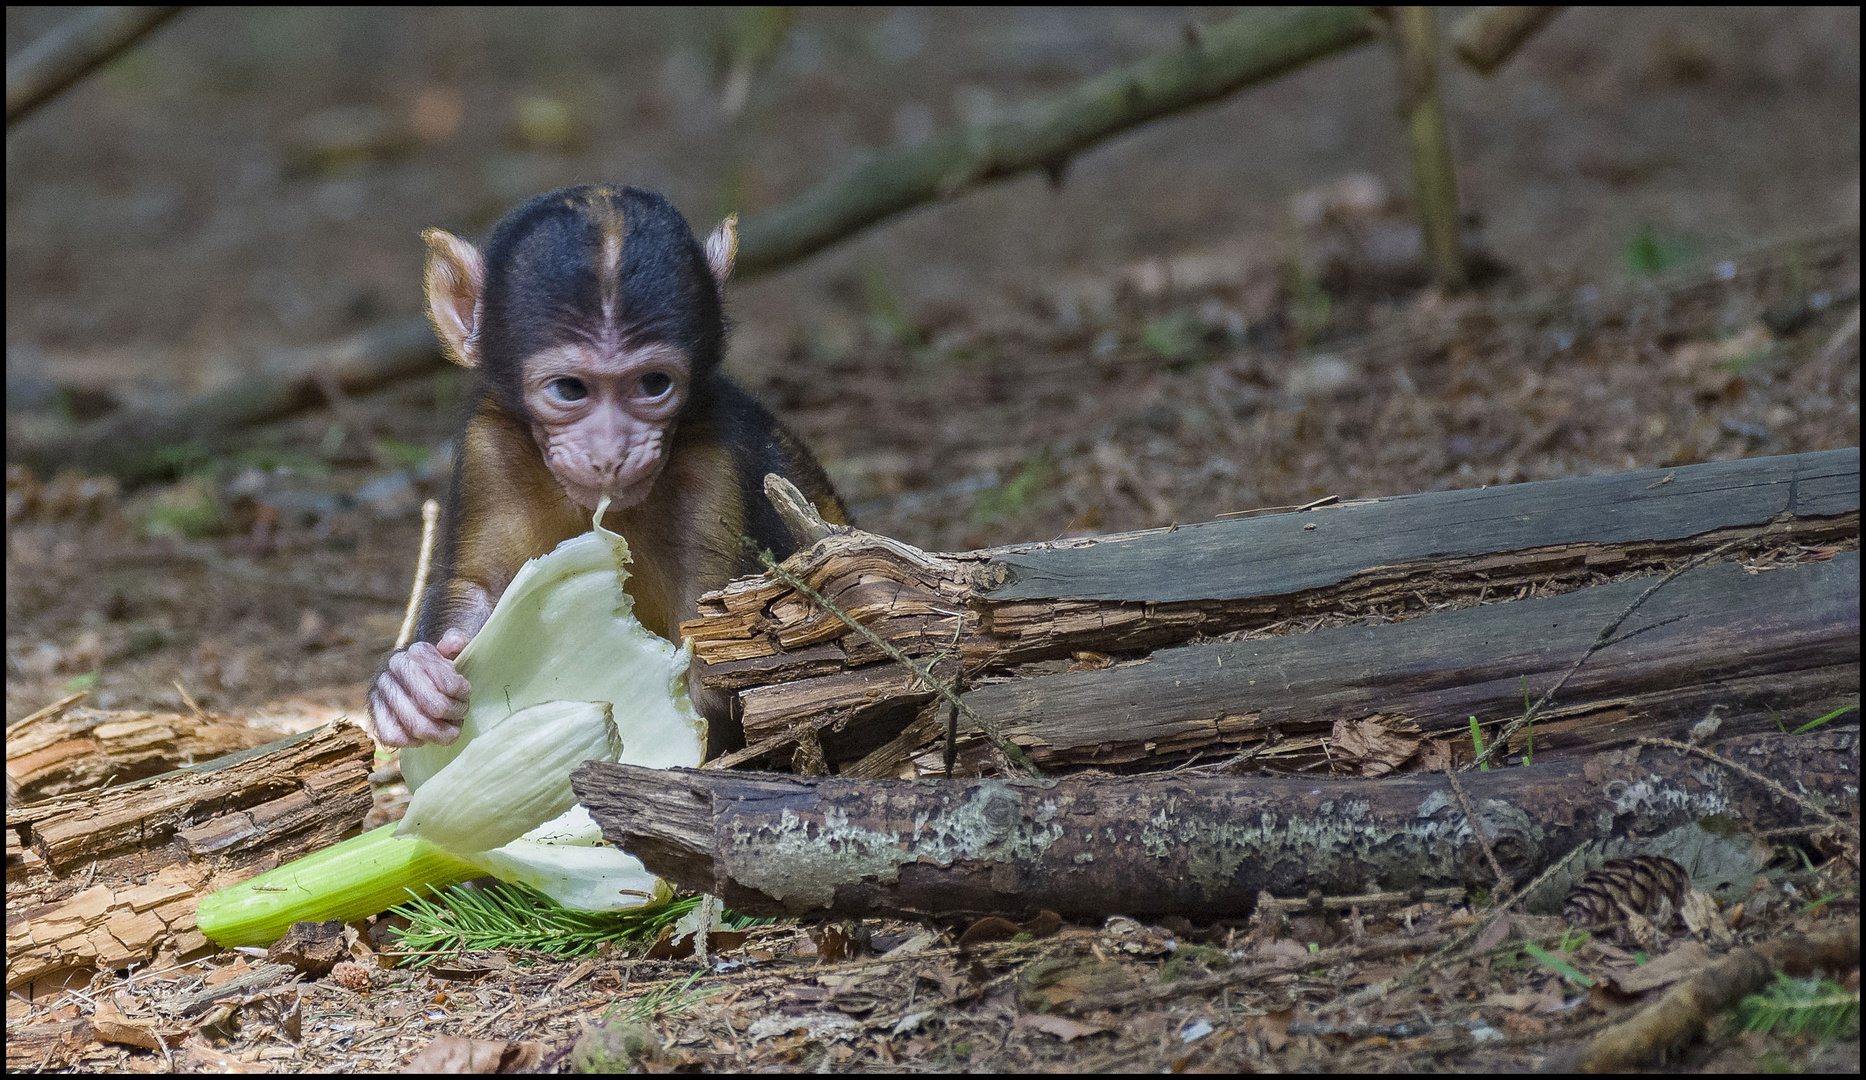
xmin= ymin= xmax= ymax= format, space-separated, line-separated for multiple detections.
xmin=368 ymin=629 xmax=472 ymax=747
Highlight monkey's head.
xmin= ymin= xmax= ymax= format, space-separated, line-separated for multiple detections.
xmin=422 ymin=185 xmax=739 ymax=512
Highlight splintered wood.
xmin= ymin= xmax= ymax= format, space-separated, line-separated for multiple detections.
xmin=6 ymin=722 xmax=374 ymax=995
xmin=683 ymin=450 xmax=1860 ymax=777
xmin=6 ymin=705 xmax=285 ymax=802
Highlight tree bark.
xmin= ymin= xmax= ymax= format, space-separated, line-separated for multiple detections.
xmin=572 ymin=728 xmax=1859 ymax=921
xmin=685 ymin=450 xmax=1859 ymax=775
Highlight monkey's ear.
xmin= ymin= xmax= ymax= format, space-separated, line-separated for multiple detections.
xmin=423 ymin=228 xmax=485 ymax=368
xmin=705 ymin=215 xmax=738 ymax=289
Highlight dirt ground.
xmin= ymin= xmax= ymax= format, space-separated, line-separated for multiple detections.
xmin=5 ymin=6 xmax=1861 ymax=1074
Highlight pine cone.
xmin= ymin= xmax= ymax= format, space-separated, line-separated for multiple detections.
xmin=1562 ymin=855 xmax=1689 ymax=927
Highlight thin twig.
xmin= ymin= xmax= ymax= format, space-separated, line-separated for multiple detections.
xmin=1332 ymin=840 xmax=1593 ymax=1013
xmin=1058 ymin=931 xmax=1453 ymax=1015
xmin=1468 ymin=529 xmax=1768 ymax=769
xmin=754 ymin=548 xmax=1041 ymax=777
xmin=1444 ymin=766 xmax=1512 ymax=894
xmin=1208 ymin=729 xmax=1284 ymax=774
xmin=7 ymin=690 xmax=88 ymax=732
xmin=396 ymin=499 xmax=441 ymax=650
xmin=171 ymin=679 xmax=209 ymax=722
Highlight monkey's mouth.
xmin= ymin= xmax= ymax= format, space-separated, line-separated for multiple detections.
xmin=544 ymin=435 xmax=668 ymax=513
xmin=558 ymin=465 xmax=665 ymax=513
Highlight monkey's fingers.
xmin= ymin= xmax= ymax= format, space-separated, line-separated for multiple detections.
xmin=368 ymin=683 xmax=421 ymax=748
xmin=403 ymin=644 xmax=471 ymax=712
xmin=372 ymin=676 xmax=463 ymax=747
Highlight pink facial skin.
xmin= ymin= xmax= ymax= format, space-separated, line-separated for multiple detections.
xmin=367 ymin=342 xmax=689 ymax=747
xmin=369 ymin=628 xmax=472 ymax=747
xmin=523 ymin=341 xmax=688 ymax=512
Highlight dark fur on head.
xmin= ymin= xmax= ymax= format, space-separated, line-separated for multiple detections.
xmin=474 ymin=184 xmax=724 ymax=419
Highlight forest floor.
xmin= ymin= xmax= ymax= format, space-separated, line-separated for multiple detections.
xmin=5 ymin=7 xmax=1860 ymax=1073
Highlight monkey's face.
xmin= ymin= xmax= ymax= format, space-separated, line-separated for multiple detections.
xmin=522 ymin=340 xmax=689 ymax=512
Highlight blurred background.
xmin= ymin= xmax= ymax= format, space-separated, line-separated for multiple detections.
xmin=6 ymin=7 xmax=1860 ymax=717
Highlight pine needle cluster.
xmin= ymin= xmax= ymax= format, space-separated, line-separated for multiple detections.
xmin=1735 ymin=972 xmax=1861 ymax=1040
xmin=388 ymin=883 xmax=763 ymax=965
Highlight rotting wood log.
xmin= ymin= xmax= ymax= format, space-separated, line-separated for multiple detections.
xmin=6 ymin=721 xmax=372 ymax=902
xmin=878 ymin=550 xmax=1859 ymax=778
xmin=685 ymin=449 xmax=1859 ymax=772
xmin=6 ymin=706 xmax=285 ymax=802
xmin=5 ymin=722 xmax=373 ymax=993
xmin=573 ymin=728 xmax=1859 ymax=921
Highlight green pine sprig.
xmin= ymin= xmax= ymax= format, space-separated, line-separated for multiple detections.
xmin=1734 ymin=972 xmax=1860 ymax=1040
xmin=388 ymin=883 xmax=767 ymax=966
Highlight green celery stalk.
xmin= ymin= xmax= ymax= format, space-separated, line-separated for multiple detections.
xmin=196 ymin=824 xmax=482 ymax=947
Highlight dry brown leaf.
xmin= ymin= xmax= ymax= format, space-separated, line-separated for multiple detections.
xmin=1246 ymin=1007 xmax=1291 ymax=1052
xmin=958 ymin=916 xmax=1021 ymax=949
xmin=402 ymin=1033 xmax=543 ymax=1073
xmin=1680 ymin=890 xmax=1732 ymax=944
xmin=1016 ymin=957 xmax=1134 ymax=1012
xmin=181 ymin=1036 xmax=268 ymax=1073
xmin=1329 ymin=714 xmax=1424 ymax=776
xmin=90 ymin=996 xmax=173 ymax=1052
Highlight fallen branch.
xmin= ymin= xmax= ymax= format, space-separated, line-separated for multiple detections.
xmin=1059 ymin=930 xmax=1452 ymax=1017
xmin=1467 ymin=528 xmax=1770 ymax=770
xmin=6 ymin=6 xmax=183 ymax=126
xmin=572 ymin=728 xmax=1857 ymax=921
xmin=749 ymin=476 xmax=1040 ymax=777
xmin=1637 ymin=735 xmax=1857 ymax=834
xmin=1556 ymin=919 xmax=1860 ymax=1072
xmin=734 ymin=7 xmax=1378 ymax=275
xmin=1449 ymin=6 xmax=1562 ymax=75
xmin=9 ymin=316 xmax=442 ymax=484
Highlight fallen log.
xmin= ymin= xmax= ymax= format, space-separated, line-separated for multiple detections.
xmin=5 ymin=722 xmax=373 ymax=993
xmin=686 ymin=449 xmax=1859 ymax=774
xmin=885 ymin=550 xmax=1858 ymax=778
xmin=572 ymin=728 xmax=1859 ymax=920
xmin=9 ymin=317 xmax=443 ymax=484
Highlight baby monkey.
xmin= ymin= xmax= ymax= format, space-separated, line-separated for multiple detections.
xmin=368 ymin=184 xmax=846 ymax=755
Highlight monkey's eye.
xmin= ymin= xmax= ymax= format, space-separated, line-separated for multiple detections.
xmin=638 ymin=372 xmax=673 ymax=399
xmin=549 ymin=377 xmax=588 ymax=402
